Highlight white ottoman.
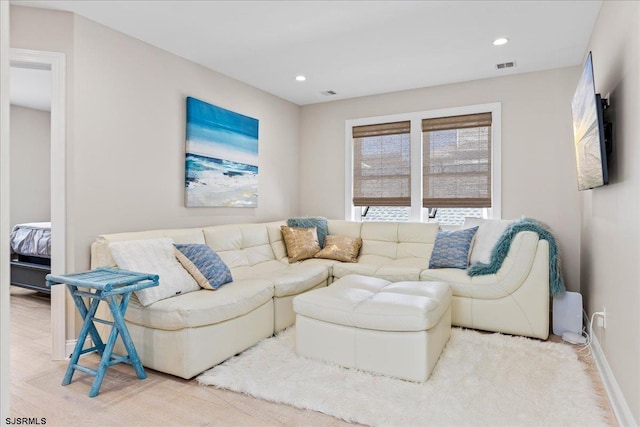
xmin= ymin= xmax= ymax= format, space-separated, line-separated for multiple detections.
xmin=293 ymin=274 xmax=452 ymax=382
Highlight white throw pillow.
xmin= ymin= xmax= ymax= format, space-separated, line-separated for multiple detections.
xmin=109 ymin=237 xmax=200 ymax=306
xmin=463 ymin=218 xmax=513 ymax=265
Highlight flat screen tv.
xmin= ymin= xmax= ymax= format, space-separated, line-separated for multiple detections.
xmin=570 ymin=52 xmax=610 ymax=190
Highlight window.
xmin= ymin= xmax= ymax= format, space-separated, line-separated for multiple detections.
xmin=360 ymin=206 xmax=410 ymax=222
xmin=352 ymin=121 xmax=411 ymax=207
xmin=430 ymin=207 xmax=483 ymax=226
xmin=345 ymin=104 xmax=501 ymax=224
xmin=422 ymin=113 xmax=492 ymax=208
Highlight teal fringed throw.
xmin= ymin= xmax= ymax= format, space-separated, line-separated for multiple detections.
xmin=467 ymin=218 xmax=566 ymax=296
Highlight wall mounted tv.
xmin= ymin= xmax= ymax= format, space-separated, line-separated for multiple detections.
xmin=570 ymin=52 xmax=612 ymax=190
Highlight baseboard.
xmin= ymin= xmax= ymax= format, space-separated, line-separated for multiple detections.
xmin=585 ymin=312 xmax=637 ymax=427
xmin=64 ymin=336 xmax=94 ymax=360
xmin=64 ymin=339 xmax=75 ymax=359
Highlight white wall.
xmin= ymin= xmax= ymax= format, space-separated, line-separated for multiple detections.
xmin=9 ymin=105 xmax=50 ymax=226
xmin=70 ymin=14 xmax=300 ymax=271
xmin=581 ymin=1 xmax=640 ymax=423
xmin=11 ymin=6 xmax=301 ymax=273
xmin=300 ymin=68 xmax=582 ymax=292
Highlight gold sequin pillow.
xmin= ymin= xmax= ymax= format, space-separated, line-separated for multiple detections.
xmin=281 ymin=226 xmax=320 ymax=262
xmin=314 ymin=235 xmax=363 ymax=263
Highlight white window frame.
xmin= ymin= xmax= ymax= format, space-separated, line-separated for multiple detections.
xmin=345 ymin=102 xmax=501 ymax=221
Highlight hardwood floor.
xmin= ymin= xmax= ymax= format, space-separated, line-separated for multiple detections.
xmin=9 ymin=286 xmax=617 ymax=426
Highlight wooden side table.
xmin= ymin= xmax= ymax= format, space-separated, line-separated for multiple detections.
xmin=46 ymin=268 xmax=159 ymax=397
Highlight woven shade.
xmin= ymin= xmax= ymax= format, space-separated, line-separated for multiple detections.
xmin=352 ymin=121 xmax=411 ymax=138
xmin=353 ymin=121 xmax=411 ymax=207
xmin=422 ymin=113 xmax=492 ymax=208
xmin=422 ymin=113 xmax=492 ymax=132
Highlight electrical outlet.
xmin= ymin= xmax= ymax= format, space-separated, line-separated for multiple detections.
xmin=597 ymin=307 xmax=607 ymax=328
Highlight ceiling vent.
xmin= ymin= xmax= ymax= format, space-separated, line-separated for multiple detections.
xmin=496 ymin=61 xmax=516 ymax=70
xmin=321 ymin=90 xmax=337 ymax=96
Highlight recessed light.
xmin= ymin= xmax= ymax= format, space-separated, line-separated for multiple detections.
xmin=295 ymin=75 xmax=306 ymax=82
xmin=493 ymin=38 xmax=509 ymax=46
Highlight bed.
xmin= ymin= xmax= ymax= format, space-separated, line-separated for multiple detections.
xmin=10 ymin=222 xmax=51 ymax=294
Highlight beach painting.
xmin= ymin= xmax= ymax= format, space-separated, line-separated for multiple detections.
xmin=185 ymin=97 xmax=259 ymax=207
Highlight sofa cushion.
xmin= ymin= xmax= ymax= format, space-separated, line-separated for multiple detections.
xmin=429 ymin=226 xmax=479 ymax=269
xmin=108 ymin=237 xmax=200 ymax=306
xmin=281 ymin=226 xmax=320 ymax=262
xmin=230 ymin=260 xmax=290 ymax=279
xmin=203 ymin=224 xmax=276 ymax=268
xmin=359 ymin=222 xmax=439 ymax=262
xmin=287 ymin=217 xmax=329 ymax=247
xmin=314 ymin=235 xmax=363 ymax=263
xmin=333 ymin=262 xmax=422 ymax=282
xmin=371 ymin=266 xmax=423 ymax=282
xmin=296 ymin=257 xmax=341 ymax=270
xmin=226 ymin=259 xmax=328 ymax=297
xmin=421 ymin=268 xmax=510 ymax=298
xmin=174 ymin=244 xmax=232 ymax=290
xmin=327 ymin=220 xmax=362 ymax=238
xmin=266 ymin=221 xmax=288 ymax=262
xmin=123 ymin=279 xmax=274 ymax=330
xmin=332 ymin=262 xmax=379 ymax=279
xmin=258 ymin=263 xmax=329 ymax=297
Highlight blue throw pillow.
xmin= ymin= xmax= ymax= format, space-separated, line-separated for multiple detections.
xmin=429 ymin=226 xmax=479 ymax=269
xmin=287 ymin=217 xmax=328 ymax=247
xmin=174 ymin=244 xmax=232 ymax=290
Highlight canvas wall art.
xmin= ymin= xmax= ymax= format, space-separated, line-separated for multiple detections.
xmin=185 ymin=97 xmax=259 ymax=207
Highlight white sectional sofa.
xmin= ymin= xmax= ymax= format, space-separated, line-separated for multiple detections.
xmin=90 ymin=219 xmax=550 ymax=379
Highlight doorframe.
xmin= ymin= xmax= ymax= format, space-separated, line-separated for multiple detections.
xmin=10 ymin=48 xmax=67 ymax=361
xmin=1 ymin=0 xmax=11 ymax=418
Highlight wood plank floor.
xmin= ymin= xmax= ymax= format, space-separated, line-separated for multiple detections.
xmin=9 ymin=286 xmax=617 ymax=426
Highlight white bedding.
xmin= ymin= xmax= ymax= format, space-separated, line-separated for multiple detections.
xmin=10 ymin=222 xmax=52 ymax=258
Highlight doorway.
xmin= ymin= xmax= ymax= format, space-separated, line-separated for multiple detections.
xmin=9 ymin=49 xmax=67 ymax=360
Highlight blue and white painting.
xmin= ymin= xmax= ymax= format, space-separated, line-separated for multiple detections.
xmin=185 ymin=97 xmax=259 ymax=207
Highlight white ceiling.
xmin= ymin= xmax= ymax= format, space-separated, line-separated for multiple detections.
xmin=12 ymin=0 xmax=602 ymax=106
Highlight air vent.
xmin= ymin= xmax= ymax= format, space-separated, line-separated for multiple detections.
xmin=321 ymin=90 xmax=337 ymax=96
xmin=496 ymin=61 xmax=516 ymax=70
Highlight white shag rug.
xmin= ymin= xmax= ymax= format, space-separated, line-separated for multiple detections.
xmin=198 ymin=327 xmax=607 ymax=427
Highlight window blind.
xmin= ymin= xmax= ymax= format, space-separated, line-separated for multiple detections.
xmin=422 ymin=113 xmax=492 ymax=208
xmin=352 ymin=121 xmax=411 ymax=207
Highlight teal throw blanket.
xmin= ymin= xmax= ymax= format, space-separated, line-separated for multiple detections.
xmin=467 ymin=218 xmax=565 ymax=296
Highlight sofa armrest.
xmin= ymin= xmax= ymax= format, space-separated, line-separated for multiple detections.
xmin=494 ymin=231 xmax=546 ymax=295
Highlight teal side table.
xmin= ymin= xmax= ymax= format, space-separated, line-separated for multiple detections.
xmin=46 ymin=267 xmax=159 ymax=397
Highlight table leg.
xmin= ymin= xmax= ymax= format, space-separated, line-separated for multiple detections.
xmin=67 ymin=285 xmax=105 ymax=356
xmin=62 ymin=294 xmax=102 ymax=387
xmin=109 ymin=294 xmax=147 ymax=380
xmin=89 ymin=305 xmax=121 ymax=398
